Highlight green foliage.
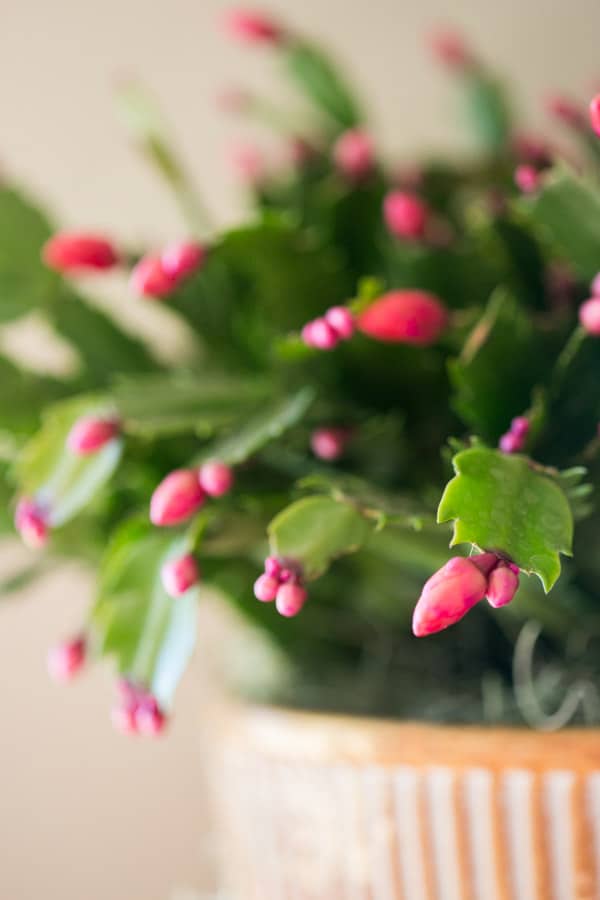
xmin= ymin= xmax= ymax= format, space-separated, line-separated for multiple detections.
xmin=438 ymin=447 xmax=574 ymax=591
xmin=283 ymin=41 xmax=362 ymax=131
xmin=463 ymin=72 xmax=511 ymax=152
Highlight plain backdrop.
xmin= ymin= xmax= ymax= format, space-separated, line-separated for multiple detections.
xmin=1 ymin=1 xmax=600 ymax=898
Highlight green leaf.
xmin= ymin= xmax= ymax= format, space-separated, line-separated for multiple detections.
xmin=268 ymin=495 xmax=373 ymax=580
xmin=463 ymin=72 xmax=511 ymax=152
xmin=283 ymin=41 xmax=362 ymax=131
xmin=15 ymin=396 xmax=122 ymax=527
xmin=0 ymin=187 xmax=56 ymax=322
xmin=437 ymin=446 xmax=574 ymax=591
xmin=199 ymin=387 xmax=314 ymax=465
xmin=92 ymin=520 xmax=197 ymax=708
xmin=0 ymin=355 xmax=68 ymax=438
xmin=521 ymin=168 xmax=600 ymax=279
xmin=113 ymin=371 xmax=271 ymax=438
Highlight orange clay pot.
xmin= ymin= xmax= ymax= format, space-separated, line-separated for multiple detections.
xmin=208 ymin=702 xmax=600 ymax=900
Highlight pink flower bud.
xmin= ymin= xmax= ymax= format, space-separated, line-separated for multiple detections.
xmin=42 ymin=233 xmax=118 ymax=273
xmin=512 ymin=133 xmax=552 ymax=167
xmin=514 ymin=164 xmax=540 ymax=195
xmin=357 ymin=290 xmax=448 ymax=346
xmin=198 ymin=460 xmax=234 ymax=497
xmin=111 ymin=704 xmax=138 ymax=735
xmin=486 ymin=562 xmax=520 ymax=608
xmin=275 ymin=583 xmax=307 ymax=617
xmin=469 ymin=552 xmax=500 ymax=577
xmin=579 ymin=297 xmax=600 ymax=336
xmin=150 ymin=469 xmax=206 ymax=527
xmin=333 ymin=130 xmax=375 ymax=180
xmin=130 ymin=255 xmax=177 ymax=299
xmin=310 ymin=427 xmax=350 ymax=461
xmin=499 ymin=431 xmax=523 ymax=454
xmin=546 ymin=95 xmax=586 ymax=131
xmin=254 ymin=574 xmax=279 ymax=602
xmin=222 ymin=9 xmax=284 ymax=44
xmin=161 ymin=242 xmax=206 ymax=281
xmin=135 ymin=698 xmax=167 ymax=736
xmin=161 ymin=553 xmax=200 ymax=598
xmin=264 ymin=556 xmax=281 ymax=578
xmin=412 ymin=557 xmax=488 ymax=637
xmin=67 ymin=416 xmax=120 ymax=455
xmin=325 ymin=306 xmax=355 ymax=339
xmin=228 ymin=142 xmax=266 ymax=185
xmin=301 ymin=318 xmax=340 ymax=350
xmin=591 ymin=272 xmax=600 ymax=297
xmin=510 ymin=416 xmax=530 ymax=438
xmin=590 ymin=95 xmax=600 ymax=137
xmin=15 ymin=498 xmax=48 ymax=549
xmin=383 ymin=191 xmax=429 ymax=240
xmin=47 ymin=636 xmax=86 ymax=682
xmin=429 ymin=29 xmax=473 ymax=70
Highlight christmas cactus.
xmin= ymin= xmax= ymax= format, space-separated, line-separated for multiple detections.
xmin=4 ymin=10 xmax=600 ymax=733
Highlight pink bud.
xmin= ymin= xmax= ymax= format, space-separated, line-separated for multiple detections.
xmin=198 ymin=460 xmax=234 ymax=497
xmin=67 ymin=416 xmax=120 ymax=455
xmin=357 ymin=290 xmax=448 ymax=346
xmin=310 ymin=427 xmax=350 ymax=461
xmin=222 ymin=9 xmax=284 ymax=44
xmin=512 ymin=133 xmax=552 ymax=167
xmin=301 ymin=317 xmax=340 ymax=350
xmin=546 ymin=95 xmax=586 ymax=130
xmin=325 ymin=306 xmax=355 ymax=340
xmin=579 ymin=297 xmax=600 ymax=336
xmin=514 ymin=164 xmax=540 ymax=195
xmin=333 ymin=130 xmax=375 ymax=180
xmin=47 ymin=636 xmax=86 ymax=682
xmin=161 ymin=242 xmax=206 ymax=281
xmin=499 ymin=431 xmax=523 ymax=454
xmin=510 ymin=416 xmax=530 ymax=438
xmin=161 ymin=553 xmax=200 ymax=598
xmin=228 ymin=142 xmax=266 ymax=184
xmin=254 ymin=574 xmax=279 ymax=602
xmin=42 ymin=233 xmax=118 ymax=273
xmin=111 ymin=704 xmax=138 ymax=735
xmin=590 ymin=95 xmax=600 ymax=137
xmin=383 ymin=191 xmax=429 ymax=240
xmin=486 ymin=563 xmax=520 ymax=608
xmin=130 ymin=255 xmax=177 ymax=299
xmin=15 ymin=498 xmax=48 ymax=549
xmin=412 ymin=557 xmax=488 ymax=637
xmin=135 ymin=698 xmax=167 ymax=737
xmin=150 ymin=469 xmax=206 ymax=527
xmin=429 ymin=28 xmax=473 ymax=70
xmin=469 ymin=552 xmax=500 ymax=577
xmin=275 ymin=583 xmax=307 ymax=617
xmin=286 ymin=137 xmax=316 ymax=169
xmin=591 ymin=272 xmax=600 ymax=297
xmin=278 ymin=568 xmax=293 ymax=583
xmin=264 ymin=556 xmax=281 ymax=578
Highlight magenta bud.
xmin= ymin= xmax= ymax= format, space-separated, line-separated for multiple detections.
xmin=42 ymin=232 xmax=118 ymax=273
xmin=429 ymin=28 xmax=473 ymax=70
xmin=150 ymin=469 xmax=206 ymax=527
xmin=264 ymin=556 xmax=281 ymax=578
xmin=47 ymin=636 xmax=86 ymax=683
xmin=510 ymin=416 xmax=530 ymax=438
xmin=412 ymin=557 xmax=488 ymax=637
xmin=590 ymin=95 xmax=600 ymax=137
xmin=383 ymin=191 xmax=429 ymax=240
xmin=333 ymin=129 xmax=375 ymax=180
xmin=499 ymin=431 xmax=523 ymax=454
xmin=198 ymin=460 xmax=234 ymax=497
xmin=275 ymin=583 xmax=307 ymax=617
xmin=301 ymin=318 xmax=339 ymax=350
xmin=228 ymin=142 xmax=265 ymax=185
xmin=161 ymin=242 xmax=206 ymax=281
xmin=358 ymin=290 xmax=448 ymax=346
xmin=222 ymin=9 xmax=285 ymax=44
xmin=514 ymin=164 xmax=540 ymax=194
xmin=325 ymin=306 xmax=355 ymax=340
xmin=310 ymin=427 xmax=350 ymax=461
xmin=67 ymin=415 xmax=120 ymax=455
xmin=15 ymin=498 xmax=48 ymax=549
xmin=130 ymin=255 xmax=177 ymax=299
xmin=111 ymin=704 xmax=138 ymax=736
xmin=135 ymin=700 xmax=167 ymax=737
xmin=254 ymin=574 xmax=279 ymax=602
xmin=547 ymin=95 xmax=586 ymax=130
xmin=161 ymin=553 xmax=200 ymax=598
xmin=486 ymin=563 xmax=520 ymax=608
xmin=579 ymin=297 xmax=600 ymax=336
xmin=469 ymin=552 xmax=500 ymax=577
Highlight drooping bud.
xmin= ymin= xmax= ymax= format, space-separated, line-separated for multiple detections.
xmin=510 ymin=416 xmax=530 ymax=438
xmin=579 ymin=297 xmax=600 ymax=336
xmin=15 ymin=498 xmax=48 ymax=549
xmin=222 ymin=9 xmax=285 ymax=45
xmin=47 ymin=635 xmax=86 ymax=682
xmin=150 ymin=469 xmax=206 ymax=527
xmin=130 ymin=255 xmax=177 ymax=299
xmin=310 ymin=427 xmax=350 ymax=461
xmin=357 ymin=290 xmax=448 ymax=346
xmin=161 ymin=553 xmax=200 ymax=598
xmin=383 ymin=191 xmax=429 ymax=240
xmin=198 ymin=460 xmax=234 ymax=497
xmin=254 ymin=573 xmax=279 ymax=602
xmin=589 ymin=94 xmax=600 ymax=137
xmin=486 ymin=562 xmax=520 ymax=608
xmin=514 ymin=164 xmax=540 ymax=195
xmin=42 ymin=233 xmax=118 ymax=273
xmin=333 ymin=130 xmax=375 ymax=180
xmin=161 ymin=242 xmax=206 ymax=281
xmin=134 ymin=695 xmax=167 ymax=736
xmin=325 ymin=306 xmax=355 ymax=340
xmin=275 ymin=582 xmax=307 ymax=617
xmin=412 ymin=557 xmax=488 ymax=637
xmin=67 ymin=416 xmax=120 ymax=455
xmin=499 ymin=431 xmax=523 ymax=454
xmin=429 ymin=28 xmax=474 ymax=70
xmin=546 ymin=95 xmax=586 ymax=131
xmin=301 ymin=318 xmax=340 ymax=350
xmin=264 ymin=556 xmax=281 ymax=578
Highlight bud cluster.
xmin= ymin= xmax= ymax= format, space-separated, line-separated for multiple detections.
xmin=498 ymin=416 xmax=530 ymax=454
xmin=150 ymin=461 xmax=234 ymax=527
xmin=130 ymin=242 xmax=206 ymax=299
xmin=111 ymin=679 xmax=167 ymax=737
xmin=254 ymin=557 xmax=308 ymax=617
xmin=301 ymin=306 xmax=355 ymax=351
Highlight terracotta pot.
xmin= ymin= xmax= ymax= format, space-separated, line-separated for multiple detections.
xmin=209 ymin=702 xmax=600 ymax=900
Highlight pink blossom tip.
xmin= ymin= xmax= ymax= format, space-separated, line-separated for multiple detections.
xmin=412 ymin=557 xmax=488 ymax=637
xmin=222 ymin=9 xmax=285 ymax=44
xmin=357 ymin=290 xmax=448 ymax=346
xmin=590 ymin=95 xmax=600 ymax=137
xmin=310 ymin=427 xmax=350 ymax=461
xmin=499 ymin=431 xmax=524 ymax=454
xmin=486 ymin=562 xmax=520 ymax=608
xmin=134 ymin=698 xmax=167 ymax=737
xmin=325 ymin=306 xmax=355 ymax=339
xmin=67 ymin=416 xmax=120 ymax=455
xmin=383 ymin=191 xmax=429 ymax=240
xmin=301 ymin=317 xmax=340 ymax=350
xmin=47 ymin=636 xmax=86 ymax=682
xmin=579 ymin=297 xmax=600 ymax=336
xmin=546 ymin=95 xmax=586 ymax=130
xmin=161 ymin=554 xmax=200 ymax=598
xmin=275 ymin=583 xmax=307 ymax=617
xmin=42 ymin=233 xmax=118 ymax=273
xmin=429 ymin=29 xmax=473 ymax=70
xmin=198 ymin=460 xmax=234 ymax=497
xmin=333 ymin=130 xmax=375 ymax=180
xmin=254 ymin=574 xmax=279 ymax=602
xmin=264 ymin=556 xmax=281 ymax=578
xmin=150 ymin=469 xmax=206 ymax=527
xmin=514 ymin=165 xmax=541 ymax=194
xmin=130 ymin=255 xmax=178 ymax=299
xmin=161 ymin=242 xmax=206 ymax=281
xmin=15 ymin=498 xmax=49 ymax=549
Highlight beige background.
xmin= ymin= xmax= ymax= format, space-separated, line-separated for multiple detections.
xmin=1 ymin=1 xmax=600 ymax=897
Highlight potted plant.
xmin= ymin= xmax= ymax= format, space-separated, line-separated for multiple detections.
xmin=4 ymin=8 xmax=600 ymax=896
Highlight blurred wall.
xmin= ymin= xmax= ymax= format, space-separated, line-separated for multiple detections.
xmin=1 ymin=1 xmax=600 ymax=898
